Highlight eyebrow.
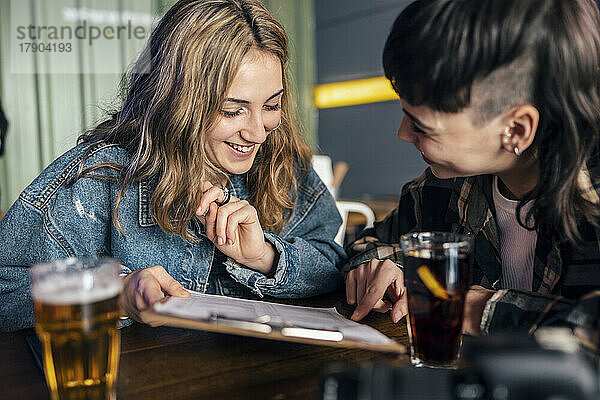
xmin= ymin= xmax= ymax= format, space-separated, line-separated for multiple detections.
xmin=402 ymin=109 xmax=435 ymax=131
xmin=225 ymin=89 xmax=285 ymax=105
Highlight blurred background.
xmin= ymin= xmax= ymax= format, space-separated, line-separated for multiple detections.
xmin=0 ymin=0 xmax=426 ymax=220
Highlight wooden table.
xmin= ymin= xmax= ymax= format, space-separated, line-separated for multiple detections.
xmin=0 ymin=293 xmax=409 ymax=400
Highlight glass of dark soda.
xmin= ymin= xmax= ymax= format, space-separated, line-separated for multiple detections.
xmin=400 ymin=232 xmax=473 ymax=368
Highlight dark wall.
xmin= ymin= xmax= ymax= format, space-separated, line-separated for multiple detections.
xmin=315 ymin=0 xmax=426 ymax=199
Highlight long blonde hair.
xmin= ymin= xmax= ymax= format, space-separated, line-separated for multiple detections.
xmin=77 ymin=0 xmax=312 ymax=240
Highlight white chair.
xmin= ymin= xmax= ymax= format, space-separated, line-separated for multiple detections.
xmin=312 ymin=155 xmax=376 ymax=246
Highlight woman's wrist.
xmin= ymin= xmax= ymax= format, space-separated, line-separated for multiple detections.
xmin=243 ymin=241 xmax=276 ymax=275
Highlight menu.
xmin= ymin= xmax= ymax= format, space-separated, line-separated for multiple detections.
xmin=141 ymin=290 xmax=405 ymax=353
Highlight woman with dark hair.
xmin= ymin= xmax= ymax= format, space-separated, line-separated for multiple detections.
xmin=346 ymin=0 xmax=600 ymax=339
xmin=0 ymin=0 xmax=345 ymax=331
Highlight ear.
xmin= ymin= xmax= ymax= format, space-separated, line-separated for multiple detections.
xmin=501 ymin=105 xmax=539 ymax=155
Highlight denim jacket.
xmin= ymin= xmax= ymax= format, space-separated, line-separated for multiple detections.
xmin=0 ymin=142 xmax=345 ymax=331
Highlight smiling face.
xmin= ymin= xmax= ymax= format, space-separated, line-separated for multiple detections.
xmin=397 ymin=99 xmax=516 ymax=179
xmin=205 ymin=49 xmax=283 ymax=176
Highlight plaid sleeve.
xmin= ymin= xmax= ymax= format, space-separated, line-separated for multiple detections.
xmin=343 ymin=172 xmax=427 ymax=272
xmin=342 ymin=211 xmax=404 ymax=273
xmin=343 ymin=169 xmax=459 ymax=273
xmin=481 ymin=289 xmax=600 ymax=351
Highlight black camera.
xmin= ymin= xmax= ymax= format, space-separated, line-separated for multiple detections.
xmin=322 ymin=333 xmax=599 ymax=400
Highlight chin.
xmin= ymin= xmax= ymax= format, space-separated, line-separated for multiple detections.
xmin=222 ymin=159 xmax=256 ymax=175
xmin=431 ymin=166 xmax=480 ymax=180
xmin=430 ymin=166 xmax=456 ymax=179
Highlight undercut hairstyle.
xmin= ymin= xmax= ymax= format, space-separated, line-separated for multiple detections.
xmin=74 ymin=0 xmax=312 ymax=240
xmin=383 ymin=0 xmax=600 ymax=243
xmin=470 ymin=57 xmax=535 ymax=127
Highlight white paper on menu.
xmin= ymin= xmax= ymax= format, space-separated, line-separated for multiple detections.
xmin=153 ymin=290 xmax=393 ymax=345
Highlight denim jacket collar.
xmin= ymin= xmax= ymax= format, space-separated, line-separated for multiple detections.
xmin=137 ymin=173 xmax=250 ymax=229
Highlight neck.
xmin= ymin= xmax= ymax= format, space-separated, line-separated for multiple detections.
xmin=204 ymin=169 xmax=229 ymax=187
xmin=496 ymin=156 xmax=539 ymax=200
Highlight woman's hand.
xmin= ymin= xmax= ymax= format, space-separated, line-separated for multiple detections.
xmin=196 ymin=182 xmax=275 ymax=275
xmin=346 ymin=259 xmax=407 ymax=322
xmin=462 ymin=285 xmax=495 ymax=335
xmin=120 ymin=265 xmax=190 ymax=325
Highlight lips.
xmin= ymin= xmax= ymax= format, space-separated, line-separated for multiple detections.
xmin=226 ymin=142 xmax=255 ymax=156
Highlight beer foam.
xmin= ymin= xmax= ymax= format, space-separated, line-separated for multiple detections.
xmin=32 ymin=276 xmax=122 ymax=305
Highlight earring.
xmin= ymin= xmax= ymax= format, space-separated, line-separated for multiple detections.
xmin=504 ymin=125 xmax=520 ymax=156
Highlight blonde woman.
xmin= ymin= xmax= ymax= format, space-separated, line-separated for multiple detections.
xmin=0 ymin=0 xmax=345 ymax=331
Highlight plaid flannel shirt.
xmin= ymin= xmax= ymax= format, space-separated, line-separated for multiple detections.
xmin=346 ymin=165 xmax=600 ymax=348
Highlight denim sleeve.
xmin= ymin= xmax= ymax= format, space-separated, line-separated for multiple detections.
xmin=224 ymin=188 xmax=346 ymax=298
xmin=0 ymin=166 xmax=115 ymax=331
xmin=0 ymin=199 xmax=71 ymax=331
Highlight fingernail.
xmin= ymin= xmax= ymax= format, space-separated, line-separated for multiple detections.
xmin=227 ymin=239 xmax=233 ymax=245
xmin=217 ymin=237 xmax=224 ymax=246
xmin=197 ymin=207 xmax=202 ymax=215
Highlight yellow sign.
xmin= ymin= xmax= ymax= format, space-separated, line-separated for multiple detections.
xmin=313 ymin=76 xmax=399 ymax=109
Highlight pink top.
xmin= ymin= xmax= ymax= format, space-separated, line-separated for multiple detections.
xmin=492 ymin=176 xmax=538 ymax=290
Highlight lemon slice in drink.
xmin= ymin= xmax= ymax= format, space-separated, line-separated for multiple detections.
xmin=417 ymin=265 xmax=450 ymax=300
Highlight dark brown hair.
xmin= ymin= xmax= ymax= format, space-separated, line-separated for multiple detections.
xmin=383 ymin=0 xmax=600 ymax=243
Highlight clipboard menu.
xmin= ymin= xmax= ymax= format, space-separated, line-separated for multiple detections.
xmin=140 ymin=291 xmax=405 ymax=354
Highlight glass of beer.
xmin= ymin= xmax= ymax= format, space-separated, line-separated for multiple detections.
xmin=400 ymin=232 xmax=473 ymax=368
xmin=31 ymin=257 xmax=123 ymax=400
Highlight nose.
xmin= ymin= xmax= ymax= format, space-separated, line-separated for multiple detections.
xmin=397 ymin=115 xmax=416 ymax=143
xmin=241 ymin=112 xmax=269 ymax=144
